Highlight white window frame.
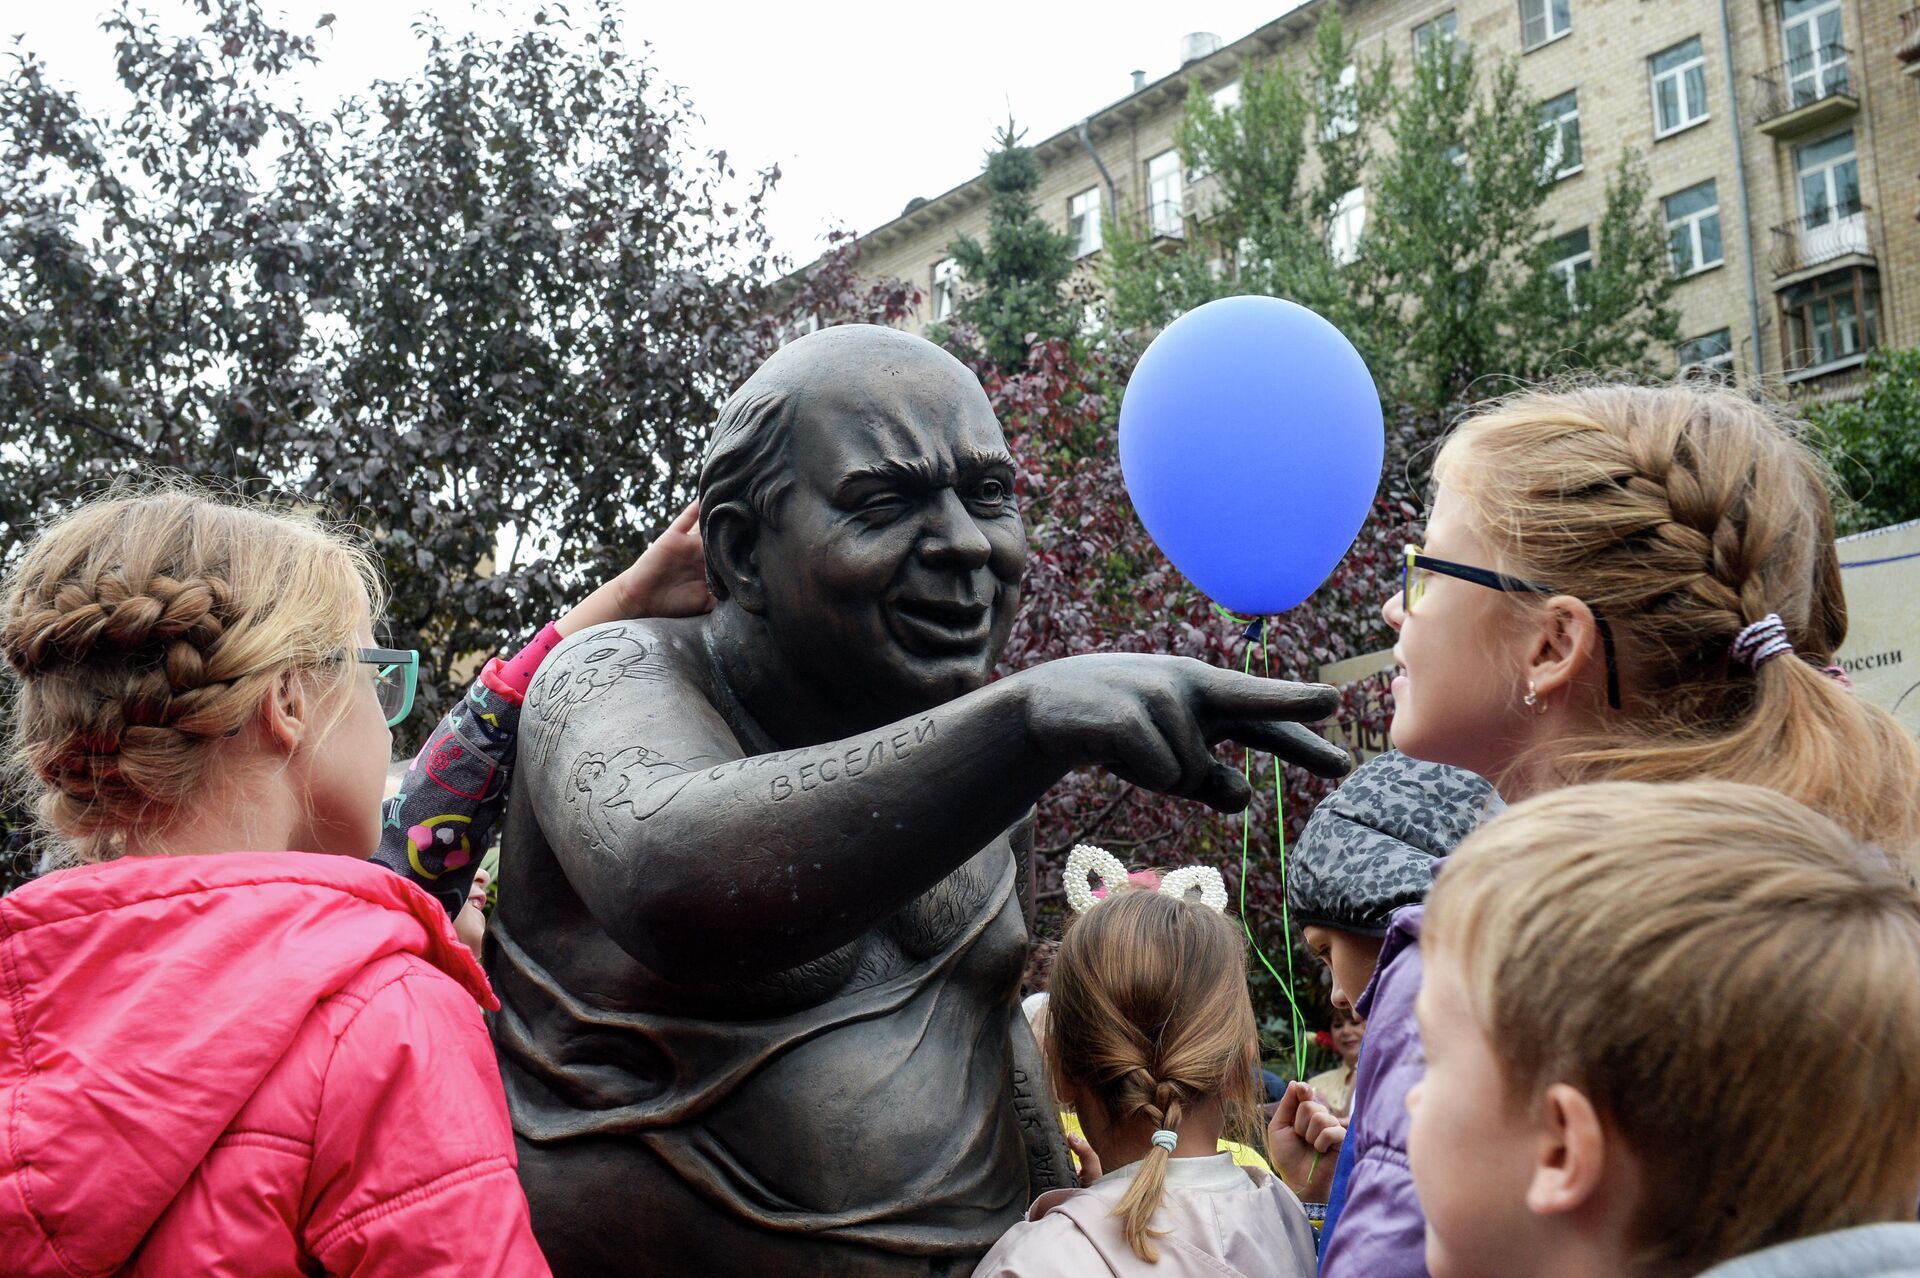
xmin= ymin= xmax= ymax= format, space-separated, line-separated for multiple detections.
xmin=1649 ymin=37 xmax=1710 ymax=138
xmin=1782 ymin=0 xmax=1848 ymax=108
xmin=1677 ymin=328 xmax=1735 ymax=378
xmin=1794 ymin=128 xmax=1859 ymax=226
xmin=1067 ymin=187 xmax=1103 ymax=259
xmin=1663 ymin=180 xmax=1723 ymax=276
xmin=1147 ymin=149 xmax=1184 ymax=239
xmin=1327 ymin=186 xmax=1366 ymax=265
xmin=931 ymin=257 xmax=959 ymax=322
xmin=1520 ymin=0 xmax=1571 ymax=51
xmin=1548 ymin=228 xmax=1592 ymax=304
xmin=1538 ymin=90 xmax=1581 ymax=182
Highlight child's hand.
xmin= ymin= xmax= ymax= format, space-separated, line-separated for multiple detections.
xmin=558 ymin=500 xmax=715 ymax=635
xmin=454 ymin=869 xmax=490 ymax=961
xmin=1064 ymin=1132 xmax=1104 ymax=1189
xmin=1267 ymin=1081 xmax=1344 ymax=1203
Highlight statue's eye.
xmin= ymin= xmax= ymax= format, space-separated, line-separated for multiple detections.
xmin=975 ymin=478 xmax=1008 ymax=505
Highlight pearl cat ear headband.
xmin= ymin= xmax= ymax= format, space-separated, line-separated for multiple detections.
xmin=1064 ymin=844 xmax=1229 ymax=915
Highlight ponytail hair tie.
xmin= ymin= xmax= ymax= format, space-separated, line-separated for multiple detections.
xmin=1150 ymin=1129 xmax=1179 ymax=1153
xmin=1730 ymin=614 xmax=1793 ymax=671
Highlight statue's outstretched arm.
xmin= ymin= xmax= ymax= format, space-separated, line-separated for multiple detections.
xmin=523 ymin=623 xmax=1347 ymax=978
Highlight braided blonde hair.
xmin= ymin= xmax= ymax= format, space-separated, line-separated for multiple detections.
xmin=1435 ymin=381 xmax=1920 ymax=857
xmin=2 ymin=484 xmax=383 ymax=864
xmin=1047 ymin=887 xmax=1261 ymax=1262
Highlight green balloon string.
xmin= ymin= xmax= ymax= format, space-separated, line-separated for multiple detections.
xmin=1210 ymin=605 xmax=1311 ymax=1084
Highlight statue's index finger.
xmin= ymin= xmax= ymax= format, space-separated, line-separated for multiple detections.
xmin=1195 ymin=668 xmax=1341 ymax=723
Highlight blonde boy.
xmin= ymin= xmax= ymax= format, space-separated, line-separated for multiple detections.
xmin=1410 ymin=779 xmax=1920 ymax=1278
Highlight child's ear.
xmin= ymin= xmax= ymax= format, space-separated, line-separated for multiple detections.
xmin=1527 ymin=597 xmax=1606 ymax=704
xmin=257 ymin=668 xmax=311 ymax=755
xmin=1525 ymin=1082 xmax=1607 ymax=1217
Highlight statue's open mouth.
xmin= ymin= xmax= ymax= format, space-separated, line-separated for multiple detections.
xmin=888 ymin=596 xmax=992 ymax=654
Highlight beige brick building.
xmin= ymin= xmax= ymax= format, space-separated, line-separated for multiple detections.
xmin=827 ymin=0 xmax=1920 ymax=399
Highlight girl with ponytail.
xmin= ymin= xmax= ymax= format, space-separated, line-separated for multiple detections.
xmin=1319 ymin=380 xmax=1920 ymax=1277
xmin=974 ymin=852 xmax=1318 ymax=1277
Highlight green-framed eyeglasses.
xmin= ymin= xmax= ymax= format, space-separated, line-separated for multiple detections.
xmin=1402 ymin=546 xmax=1621 ymax=710
xmin=350 ymin=646 xmax=419 ymax=726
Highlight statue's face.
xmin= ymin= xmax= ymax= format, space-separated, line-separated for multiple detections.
xmin=752 ymin=363 xmax=1027 ymax=723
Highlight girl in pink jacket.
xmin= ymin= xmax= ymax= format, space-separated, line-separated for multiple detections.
xmin=973 ymin=849 xmax=1319 ymax=1278
xmin=0 ymin=487 xmax=550 ymax=1277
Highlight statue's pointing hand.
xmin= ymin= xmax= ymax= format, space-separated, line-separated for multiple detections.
xmin=1018 ymin=653 xmax=1353 ymax=812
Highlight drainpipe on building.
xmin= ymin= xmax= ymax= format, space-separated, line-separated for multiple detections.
xmin=1077 ymin=118 xmax=1121 ymax=225
xmin=1718 ymin=0 xmax=1766 ymax=378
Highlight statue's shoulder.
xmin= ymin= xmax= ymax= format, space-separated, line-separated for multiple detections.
xmin=529 ymin=617 xmax=706 ymax=693
xmin=523 ymin=616 xmax=716 ymax=728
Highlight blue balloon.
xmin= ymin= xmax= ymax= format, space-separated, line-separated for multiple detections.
xmin=1118 ymin=296 xmax=1384 ymax=615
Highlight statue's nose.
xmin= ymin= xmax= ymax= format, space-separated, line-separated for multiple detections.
xmin=916 ymin=490 xmax=992 ymax=571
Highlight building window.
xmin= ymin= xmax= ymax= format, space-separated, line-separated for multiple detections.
xmin=1663 ymin=180 xmax=1723 ymax=276
xmin=1328 ymin=186 xmax=1366 ymax=265
xmin=1677 ymin=328 xmax=1734 ymax=378
xmin=1068 ymin=187 xmax=1103 ymax=259
xmin=1147 ymin=150 xmax=1184 ymax=239
xmin=931 ymin=258 xmax=959 ymax=322
xmin=1538 ymin=90 xmax=1582 ymax=181
xmin=1795 ymin=129 xmax=1860 ymax=226
xmin=1782 ymin=0 xmax=1848 ymax=108
xmin=1190 ymin=80 xmax=1244 ymax=180
xmin=1548 ymin=227 xmax=1592 ymax=303
xmin=1650 ymin=37 xmax=1710 ymax=137
xmin=1320 ymin=62 xmax=1360 ymax=140
xmin=1413 ymin=11 xmax=1458 ymax=60
xmin=1520 ymin=0 xmax=1571 ymax=50
xmin=1783 ymin=269 xmax=1879 ymax=373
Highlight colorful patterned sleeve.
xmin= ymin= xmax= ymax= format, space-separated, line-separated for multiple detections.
xmin=372 ymin=624 xmax=563 ymax=918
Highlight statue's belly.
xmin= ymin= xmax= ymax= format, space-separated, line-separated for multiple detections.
xmin=697 ymin=889 xmax=1027 ymax=1214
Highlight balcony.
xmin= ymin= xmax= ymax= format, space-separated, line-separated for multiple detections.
xmin=1752 ymin=45 xmax=1857 ymax=136
xmin=1147 ymin=199 xmax=1186 ymax=248
xmin=1901 ymin=9 xmax=1920 ymax=76
xmin=1770 ymin=204 xmax=1872 ymax=281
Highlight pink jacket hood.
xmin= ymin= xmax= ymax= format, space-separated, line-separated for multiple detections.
xmin=0 ymin=851 xmax=496 ymax=1275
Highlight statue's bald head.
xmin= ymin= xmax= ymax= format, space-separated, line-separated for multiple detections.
xmin=697 ymin=326 xmax=996 ymax=597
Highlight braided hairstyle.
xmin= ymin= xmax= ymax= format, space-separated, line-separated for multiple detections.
xmin=1046 ymin=888 xmax=1261 ymax=1263
xmin=1435 ymin=380 xmax=1920 ymax=856
xmin=2 ymin=485 xmax=382 ymax=864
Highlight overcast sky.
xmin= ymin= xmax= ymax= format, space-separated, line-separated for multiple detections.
xmin=9 ymin=0 xmax=1300 ymax=269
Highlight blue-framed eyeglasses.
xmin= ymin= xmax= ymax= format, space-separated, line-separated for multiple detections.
xmin=1402 ymin=546 xmax=1621 ymax=710
xmin=348 ymin=646 xmax=419 ymax=726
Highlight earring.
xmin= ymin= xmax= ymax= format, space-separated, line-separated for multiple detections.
xmin=1523 ymin=682 xmax=1539 ymax=710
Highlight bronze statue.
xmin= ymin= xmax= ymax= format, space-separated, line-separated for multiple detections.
xmin=488 ymin=325 xmax=1350 ymax=1276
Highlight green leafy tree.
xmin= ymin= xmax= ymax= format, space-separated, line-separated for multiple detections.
xmin=1 ymin=0 xmax=799 ymax=888
xmin=1808 ymin=347 xmax=1920 ymax=535
xmin=1103 ymin=12 xmax=1678 ymax=411
xmin=936 ymin=120 xmax=1081 ymax=374
xmin=1 ymin=0 xmax=781 ymax=726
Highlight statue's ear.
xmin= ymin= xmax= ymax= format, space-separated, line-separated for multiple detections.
xmin=704 ymin=500 xmax=767 ymax=614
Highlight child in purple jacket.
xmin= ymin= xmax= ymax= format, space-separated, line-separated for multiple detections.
xmin=1281 ymin=749 xmax=1497 ymax=1276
